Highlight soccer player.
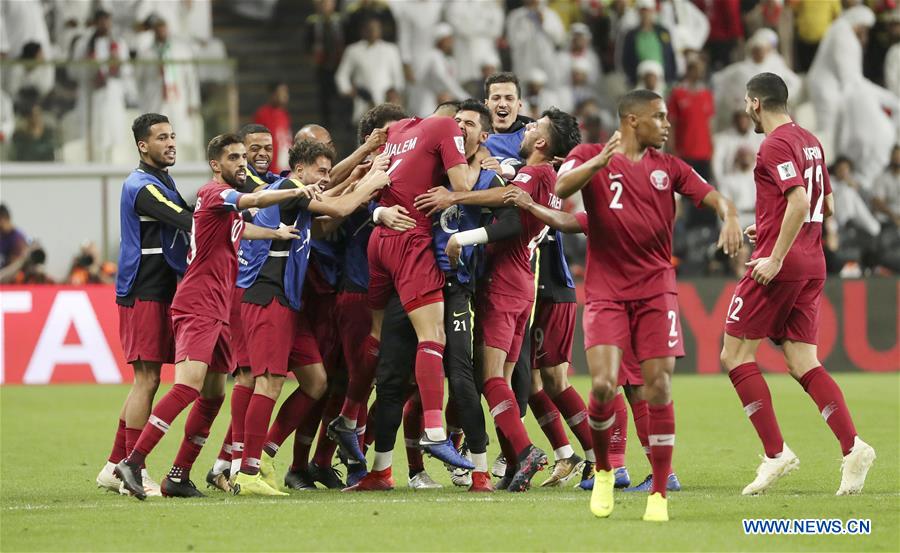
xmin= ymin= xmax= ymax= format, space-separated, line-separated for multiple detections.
xmin=555 ymin=89 xmax=743 ymax=521
xmin=720 ymin=72 xmax=875 ymax=496
xmin=418 ymin=108 xmax=583 ymax=492
xmin=334 ymin=106 xmax=476 ymax=486
xmin=234 ymin=139 xmax=391 ymax=495
xmin=98 ymin=113 xmax=192 ymax=497
xmin=115 ymin=134 xmax=311 ymax=500
xmin=206 ymin=123 xmax=280 ymax=493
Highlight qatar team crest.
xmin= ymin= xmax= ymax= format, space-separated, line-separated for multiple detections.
xmin=650 ymin=170 xmax=670 ymax=190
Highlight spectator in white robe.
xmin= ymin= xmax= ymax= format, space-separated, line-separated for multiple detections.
xmin=443 ymin=0 xmax=504 ymax=85
xmin=507 ymin=0 xmax=566 ymax=90
xmin=390 ymin=0 xmax=443 ymax=84
xmin=410 ymin=24 xmax=469 ymax=116
xmin=335 ymin=18 xmax=405 ymax=122
xmin=712 ymin=110 xmax=763 ymax=184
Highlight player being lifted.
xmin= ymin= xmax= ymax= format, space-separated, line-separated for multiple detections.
xmin=556 ymin=89 xmax=743 ymax=521
xmin=720 ymin=72 xmax=875 ymax=496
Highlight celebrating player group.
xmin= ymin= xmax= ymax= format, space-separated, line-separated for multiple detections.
xmin=95 ymin=70 xmax=875 ymax=523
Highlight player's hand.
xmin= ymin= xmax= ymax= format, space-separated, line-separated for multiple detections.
xmin=414 ymin=186 xmax=454 ymax=217
xmin=349 ymin=160 xmax=372 ymax=182
xmin=718 ymin=215 xmax=743 ymax=257
xmin=381 ymin=205 xmax=416 ymax=232
xmin=480 ymin=156 xmax=502 ymax=173
xmin=445 ymin=234 xmax=462 ymax=267
xmin=593 ymin=130 xmax=621 ymax=169
xmin=369 ymin=152 xmax=391 ymax=174
xmin=365 ymin=127 xmax=388 ymax=152
xmin=503 ymin=187 xmax=534 ymax=209
xmin=274 ymin=223 xmax=301 ymax=240
xmin=746 ymin=256 xmax=781 ymax=286
xmin=744 ymin=223 xmax=757 ymax=245
xmin=296 ymin=182 xmax=323 ymax=200
xmin=361 ymin=170 xmax=391 ymax=193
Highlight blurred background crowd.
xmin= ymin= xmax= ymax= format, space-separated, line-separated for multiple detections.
xmin=1 ymin=0 xmax=899 ymax=284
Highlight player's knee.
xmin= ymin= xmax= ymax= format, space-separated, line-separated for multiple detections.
xmin=542 ymin=369 xmax=567 ymax=396
xmin=720 ymin=346 xmax=741 ymax=371
xmin=301 ymin=367 xmax=328 ymax=399
xmin=643 ymin=372 xmax=671 ymax=404
xmin=590 ymin=375 xmax=616 ymax=402
xmin=234 ymin=369 xmax=254 ymax=388
xmin=133 ymin=370 xmax=161 ymax=394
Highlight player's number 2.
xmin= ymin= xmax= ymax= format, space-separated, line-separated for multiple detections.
xmin=609 ymin=181 xmax=624 ymax=210
xmin=803 ymin=164 xmax=825 ymax=223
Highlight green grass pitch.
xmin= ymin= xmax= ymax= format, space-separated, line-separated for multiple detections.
xmin=1 ymin=374 xmax=897 ymax=552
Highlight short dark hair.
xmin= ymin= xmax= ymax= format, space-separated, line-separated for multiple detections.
xmin=0 ymin=203 xmax=9 ymax=220
xmin=131 ymin=113 xmax=169 ymax=144
xmin=457 ymin=99 xmax=493 ymax=133
xmin=207 ymin=133 xmax=242 ymax=161
xmin=357 ymin=103 xmax=407 ymax=144
xmin=830 ymin=155 xmax=853 ymax=173
xmin=289 ymin=138 xmax=337 ymax=169
xmin=542 ymin=108 xmax=581 ymax=158
xmin=269 ymin=81 xmax=287 ymax=93
xmin=237 ymin=123 xmax=271 ymax=141
xmin=617 ymin=89 xmax=663 ymax=119
xmin=484 ymin=72 xmax=521 ymax=100
xmin=433 ymin=100 xmax=461 ymax=115
xmin=20 ymin=41 xmax=41 ymax=60
xmin=746 ymin=72 xmax=789 ymax=112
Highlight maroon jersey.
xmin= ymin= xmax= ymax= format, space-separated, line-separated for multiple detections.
xmin=172 ymin=181 xmax=244 ymax=320
xmin=484 ymin=164 xmax=558 ymax=298
xmin=562 ymin=145 xmax=713 ymax=302
xmin=380 ymin=116 xmax=467 ymax=234
xmin=752 ymin=122 xmax=830 ymax=281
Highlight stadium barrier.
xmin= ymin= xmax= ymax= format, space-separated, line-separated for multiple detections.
xmin=0 ymin=279 xmax=897 ymax=384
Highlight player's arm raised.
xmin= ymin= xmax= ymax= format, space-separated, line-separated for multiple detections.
xmin=243 ymin=222 xmax=301 ymax=241
xmin=555 ymin=131 xmax=620 ymax=199
xmin=309 ymin=169 xmax=391 ymax=218
xmin=747 ymin=185 xmax=810 ymax=286
xmin=236 ymin=184 xmax=318 ymax=210
xmin=330 ymin=127 xmax=387 ymax=185
xmin=503 ymin=186 xmax=582 ymax=234
xmin=699 ymin=189 xmax=743 ymax=257
xmin=414 ymin=185 xmax=508 ymax=217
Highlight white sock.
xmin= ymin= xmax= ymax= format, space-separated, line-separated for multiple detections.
xmin=341 ymin=415 xmax=357 ymax=430
xmin=212 ymin=458 xmax=230 ymax=475
xmin=424 ymin=427 xmax=447 ymax=442
xmin=373 ymin=450 xmax=393 ymax=472
xmin=553 ymin=444 xmax=575 ymax=461
xmin=471 ymin=452 xmax=488 ymax=473
xmin=584 ymin=450 xmax=596 ymax=463
xmin=104 ymin=461 xmax=116 ymax=473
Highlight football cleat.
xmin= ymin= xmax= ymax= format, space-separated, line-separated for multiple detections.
xmin=624 ymin=473 xmax=682 ymax=492
xmin=205 ymin=468 xmax=232 ymax=493
xmin=508 ymin=445 xmax=548 ymax=492
xmin=491 ymin=454 xmax=507 ymax=478
xmin=408 ymin=470 xmax=443 ymax=489
xmin=96 ymin=461 xmax=121 ymax=492
xmin=342 ymin=468 xmax=394 ymax=491
xmin=468 ymin=471 xmax=494 ymax=492
xmin=496 ymin=470 xmax=514 ymax=491
xmin=420 ymin=436 xmax=475 ymax=470
xmin=259 ymin=452 xmax=278 ymax=491
xmin=590 ymin=469 xmax=615 ymax=518
xmin=577 ymin=462 xmax=595 ymax=490
xmin=642 ymin=492 xmax=669 ymax=522
xmin=308 ymin=461 xmax=345 ymax=489
xmin=346 ymin=463 xmax=368 ymax=488
xmin=141 ymin=469 xmax=162 ymax=497
xmin=160 ymin=476 xmax=205 ymax=498
xmin=283 ymin=468 xmax=317 ymax=490
xmin=614 ymin=466 xmax=631 ymax=488
xmin=541 ymin=454 xmax=583 ymax=487
xmin=836 ymin=437 xmax=876 ymax=496
xmin=742 ymin=443 xmax=799 ymax=495
xmin=447 ymin=443 xmax=472 ymax=487
xmin=326 ymin=417 xmax=367 ymax=464
xmin=232 ymin=472 xmax=288 ymax=496
xmin=114 ymin=461 xmax=146 ymax=500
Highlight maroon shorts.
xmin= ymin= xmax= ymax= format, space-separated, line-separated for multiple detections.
xmin=476 ymin=289 xmax=533 ymax=363
xmin=290 ymin=310 xmax=323 ymax=368
xmin=531 ymin=301 xmax=576 ymax=369
xmin=617 ymin=343 xmax=644 ymax=387
xmin=230 ymin=287 xmax=250 ymax=371
xmin=336 ymin=291 xmax=372 ymax=374
xmin=303 ymin=283 xmax=341 ymax=373
xmin=241 ymin=300 xmax=297 ymax=377
xmin=724 ymin=276 xmax=823 ymax=345
xmin=367 ymin=227 xmax=444 ymax=312
xmin=583 ymin=293 xmax=685 ymax=362
xmin=118 ymin=299 xmax=175 ymax=364
xmin=171 ymin=310 xmax=233 ymax=373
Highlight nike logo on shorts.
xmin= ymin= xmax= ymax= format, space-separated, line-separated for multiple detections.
xmin=452 ymin=311 xmax=468 ymax=318
xmin=667 ymin=339 xmax=679 ymax=348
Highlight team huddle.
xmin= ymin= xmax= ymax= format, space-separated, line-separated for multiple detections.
xmin=95 ymin=71 xmax=875 ymax=522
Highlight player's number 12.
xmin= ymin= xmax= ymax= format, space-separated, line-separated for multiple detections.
xmin=803 ymin=164 xmax=825 ymax=223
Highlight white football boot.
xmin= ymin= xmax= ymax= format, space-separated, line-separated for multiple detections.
xmin=836 ymin=437 xmax=876 ymax=496
xmin=742 ymin=443 xmax=799 ymax=495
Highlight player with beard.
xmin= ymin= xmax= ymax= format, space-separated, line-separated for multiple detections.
xmin=555 ymin=89 xmax=742 ymax=521
xmin=480 ymin=73 xmax=592 ymax=489
xmin=720 ymin=73 xmax=874 ymax=497
xmin=116 ymin=134 xmax=310 ymax=500
xmin=206 ymin=123 xmax=281 ymax=492
xmin=233 ymin=139 xmax=391 ymax=495
xmin=417 ymin=108 xmax=582 ymax=492
xmin=97 ymin=113 xmax=192 ymax=497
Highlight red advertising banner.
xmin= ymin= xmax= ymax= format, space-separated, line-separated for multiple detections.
xmin=1 ymin=281 xmax=897 ymax=384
